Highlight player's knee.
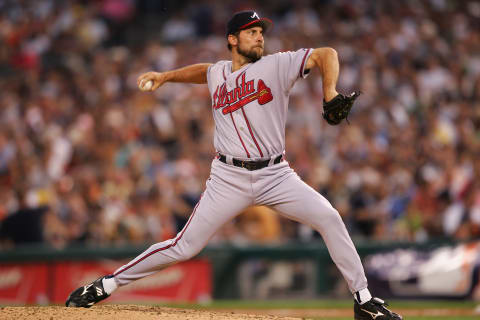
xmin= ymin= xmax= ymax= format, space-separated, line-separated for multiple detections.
xmin=176 ymin=243 xmax=202 ymax=261
xmin=323 ymin=206 xmax=343 ymax=225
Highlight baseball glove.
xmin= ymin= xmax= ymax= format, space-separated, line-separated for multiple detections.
xmin=322 ymin=91 xmax=361 ymax=125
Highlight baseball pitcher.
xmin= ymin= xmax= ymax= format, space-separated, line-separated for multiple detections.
xmin=66 ymin=11 xmax=402 ymax=320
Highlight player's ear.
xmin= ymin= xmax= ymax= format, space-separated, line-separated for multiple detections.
xmin=228 ymin=34 xmax=238 ymax=48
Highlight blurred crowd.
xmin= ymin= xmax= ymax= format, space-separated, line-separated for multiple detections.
xmin=0 ymin=0 xmax=479 ymax=249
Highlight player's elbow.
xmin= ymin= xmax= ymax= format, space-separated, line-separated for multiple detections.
xmin=324 ymin=47 xmax=337 ymax=56
xmin=307 ymin=47 xmax=338 ymax=70
xmin=315 ymin=47 xmax=337 ymax=61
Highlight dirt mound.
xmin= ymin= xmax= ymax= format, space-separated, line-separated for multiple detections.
xmin=0 ymin=305 xmax=300 ymax=320
xmin=3 ymin=304 xmax=478 ymax=319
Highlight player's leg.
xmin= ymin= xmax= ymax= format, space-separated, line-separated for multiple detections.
xmin=256 ymin=163 xmax=402 ymax=319
xmin=255 ymin=162 xmax=367 ymax=294
xmin=111 ymin=168 xmax=251 ymax=286
xmin=66 ymin=159 xmax=252 ymax=307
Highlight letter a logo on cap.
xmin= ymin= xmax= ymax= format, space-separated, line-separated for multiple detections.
xmin=251 ymin=12 xmax=259 ymax=19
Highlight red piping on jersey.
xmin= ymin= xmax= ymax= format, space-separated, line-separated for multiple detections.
xmin=299 ymin=48 xmax=311 ymax=78
xmin=237 ymin=18 xmax=273 ymax=32
xmin=240 ymin=108 xmax=263 ymax=157
xmin=236 ymin=70 xmax=246 ymax=87
xmin=113 ymin=195 xmax=203 ymax=277
xmin=230 ymin=112 xmax=250 ymax=158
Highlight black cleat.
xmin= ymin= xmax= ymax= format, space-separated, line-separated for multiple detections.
xmin=65 ymin=276 xmax=111 ymax=308
xmin=354 ymin=297 xmax=402 ymax=320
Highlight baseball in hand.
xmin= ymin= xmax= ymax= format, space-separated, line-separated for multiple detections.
xmin=141 ymin=80 xmax=153 ymax=91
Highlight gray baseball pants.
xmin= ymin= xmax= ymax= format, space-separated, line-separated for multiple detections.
xmin=113 ymin=158 xmax=368 ymax=293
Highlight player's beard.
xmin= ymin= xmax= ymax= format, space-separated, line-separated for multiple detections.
xmin=237 ymin=43 xmax=263 ymax=63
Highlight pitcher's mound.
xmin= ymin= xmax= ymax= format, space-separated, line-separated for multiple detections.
xmin=1 ymin=305 xmax=300 ymax=320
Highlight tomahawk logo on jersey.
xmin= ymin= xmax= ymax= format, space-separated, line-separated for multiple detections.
xmin=212 ymin=73 xmax=273 ymax=114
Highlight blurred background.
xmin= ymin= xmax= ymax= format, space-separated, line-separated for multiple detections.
xmin=0 ymin=0 xmax=480 ymax=306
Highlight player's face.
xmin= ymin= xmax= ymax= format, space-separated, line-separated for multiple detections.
xmin=237 ymin=26 xmax=264 ymax=62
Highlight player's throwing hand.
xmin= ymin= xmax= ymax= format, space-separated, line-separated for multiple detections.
xmin=137 ymin=72 xmax=168 ymax=91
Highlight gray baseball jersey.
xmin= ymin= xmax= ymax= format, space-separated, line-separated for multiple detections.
xmin=111 ymin=50 xmax=368 ymax=296
xmin=207 ymin=48 xmax=313 ymax=160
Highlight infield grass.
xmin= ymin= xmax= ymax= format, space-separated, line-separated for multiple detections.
xmin=161 ymin=299 xmax=479 ymax=319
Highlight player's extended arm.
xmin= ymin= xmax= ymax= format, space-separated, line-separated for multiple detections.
xmin=305 ymin=48 xmax=339 ymax=102
xmin=137 ymin=63 xmax=213 ymax=91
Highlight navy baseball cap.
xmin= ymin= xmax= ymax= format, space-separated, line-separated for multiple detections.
xmin=226 ymin=11 xmax=273 ymax=38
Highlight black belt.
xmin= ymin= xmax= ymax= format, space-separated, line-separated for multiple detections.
xmin=218 ymin=154 xmax=283 ymax=171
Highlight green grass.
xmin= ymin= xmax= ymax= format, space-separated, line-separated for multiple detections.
xmin=163 ymin=298 xmax=477 ymax=309
xmin=159 ymin=299 xmax=479 ymax=319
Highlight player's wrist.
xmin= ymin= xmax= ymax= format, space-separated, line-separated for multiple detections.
xmin=324 ymin=88 xmax=338 ymax=102
xmin=160 ymin=71 xmax=173 ymax=82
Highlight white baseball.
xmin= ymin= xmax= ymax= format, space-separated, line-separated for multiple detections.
xmin=142 ymin=80 xmax=153 ymax=91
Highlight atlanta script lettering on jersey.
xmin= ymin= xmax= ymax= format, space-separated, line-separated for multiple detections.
xmin=212 ymin=73 xmax=273 ymax=115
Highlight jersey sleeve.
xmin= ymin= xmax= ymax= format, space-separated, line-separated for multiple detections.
xmin=206 ymin=61 xmax=227 ymax=93
xmin=206 ymin=63 xmax=215 ymax=93
xmin=276 ymin=48 xmax=314 ymax=92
